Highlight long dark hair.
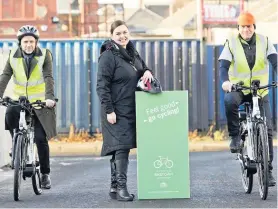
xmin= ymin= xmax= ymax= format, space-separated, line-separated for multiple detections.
xmin=110 ymin=20 xmax=128 ymax=34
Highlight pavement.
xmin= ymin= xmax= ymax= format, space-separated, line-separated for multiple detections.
xmin=48 ymin=140 xmax=278 ymax=156
xmin=0 ymin=150 xmax=277 ymax=208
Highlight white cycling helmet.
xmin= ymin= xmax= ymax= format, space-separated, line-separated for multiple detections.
xmin=17 ymin=25 xmax=40 ymax=41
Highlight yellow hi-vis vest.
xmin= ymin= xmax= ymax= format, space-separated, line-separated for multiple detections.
xmin=9 ymin=48 xmax=46 ymax=103
xmin=228 ymin=34 xmax=269 ymax=97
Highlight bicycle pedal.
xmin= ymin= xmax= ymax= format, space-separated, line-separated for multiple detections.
xmin=9 ymin=160 xmax=14 ymax=169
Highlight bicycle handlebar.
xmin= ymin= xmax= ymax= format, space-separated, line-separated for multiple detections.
xmin=231 ymin=81 xmax=277 ymax=92
xmin=0 ymin=97 xmax=58 ymax=114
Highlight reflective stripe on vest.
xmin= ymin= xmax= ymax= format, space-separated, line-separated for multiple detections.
xmin=228 ymin=34 xmax=269 ymax=96
xmin=9 ymin=48 xmax=46 ymax=102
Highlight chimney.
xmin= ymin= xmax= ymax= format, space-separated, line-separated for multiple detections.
xmin=140 ymin=0 xmax=145 ymax=9
xmin=169 ymin=3 xmax=173 ymax=16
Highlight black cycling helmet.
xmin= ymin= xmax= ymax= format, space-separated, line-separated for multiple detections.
xmin=17 ymin=25 xmax=40 ymax=41
xmin=137 ymin=77 xmax=162 ymax=94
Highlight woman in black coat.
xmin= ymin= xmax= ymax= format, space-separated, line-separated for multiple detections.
xmin=96 ymin=20 xmax=153 ymax=201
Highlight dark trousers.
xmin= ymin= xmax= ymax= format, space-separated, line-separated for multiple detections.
xmin=5 ymin=106 xmax=50 ymax=174
xmin=224 ymin=92 xmax=274 ymax=169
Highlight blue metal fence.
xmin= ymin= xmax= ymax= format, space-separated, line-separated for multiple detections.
xmin=0 ymin=40 xmax=277 ymax=133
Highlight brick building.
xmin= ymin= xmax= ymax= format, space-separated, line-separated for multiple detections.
xmin=0 ymin=0 xmax=99 ymax=39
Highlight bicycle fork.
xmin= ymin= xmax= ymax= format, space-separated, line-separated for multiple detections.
xmin=246 ymin=119 xmax=256 ymax=161
xmin=27 ymin=129 xmax=35 ymax=165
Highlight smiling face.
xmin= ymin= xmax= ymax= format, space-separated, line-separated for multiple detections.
xmin=238 ymin=24 xmax=255 ymax=41
xmin=111 ymin=24 xmax=130 ymax=48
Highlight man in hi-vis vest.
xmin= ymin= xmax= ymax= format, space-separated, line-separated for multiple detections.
xmin=218 ymin=12 xmax=277 ymax=187
xmin=0 ymin=25 xmax=57 ymax=189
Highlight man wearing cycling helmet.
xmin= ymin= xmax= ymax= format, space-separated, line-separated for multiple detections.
xmin=0 ymin=25 xmax=57 ymax=189
xmin=218 ymin=12 xmax=277 ymax=186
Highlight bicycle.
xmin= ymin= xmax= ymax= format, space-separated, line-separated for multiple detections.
xmin=231 ymin=80 xmax=277 ymax=200
xmin=154 ymin=156 xmax=174 ymax=169
xmin=0 ymin=96 xmax=58 ymax=201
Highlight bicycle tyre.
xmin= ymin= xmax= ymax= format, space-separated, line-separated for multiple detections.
xmin=32 ymin=169 xmax=42 ymax=195
xmin=256 ymin=123 xmax=269 ymax=200
xmin=154 ymin=160 xmax=162 ymax=169
xmin=165 ymin=160 xmax=173 ymax=169
xmin=13 ymin=135 xmax=23 ymax=201
xmin=238 ymin=123 xmax=253 ymax=193
xmin=32 ymin=146 xmax=42 ymax=195
xmin=239 ymin=145 xmax=253 ymax=193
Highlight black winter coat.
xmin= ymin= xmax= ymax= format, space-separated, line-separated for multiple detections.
xmin=96 ymin=40 xmax=151 ymax=156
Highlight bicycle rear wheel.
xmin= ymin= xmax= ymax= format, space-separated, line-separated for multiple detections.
xmin=32 ymin=169 xmax=42 ymax=195
xmin=13 ymin=135 xmax=23 ymax=201
xmin=256 ymin=123 xmax=269 ymax=200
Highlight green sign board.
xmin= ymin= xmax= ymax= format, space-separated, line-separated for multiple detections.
xmin=135 ymin=91 xmax=190 ymax=200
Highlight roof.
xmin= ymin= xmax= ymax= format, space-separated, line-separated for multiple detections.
xmin=154 ymin=1 xmax=196 ymax=29
xmin=146 ymin=5 xmax=170 ymax=18
xmin=249 ymin=0 xmax=278 ymax=22
xmin=97 ymin=8 xmax=138 ymax=31
xmin=125 ymin=7 xmax=164 ymax=33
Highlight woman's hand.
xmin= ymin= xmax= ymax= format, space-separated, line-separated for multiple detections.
xmin=141 ymin=70 xmax=153 ymax=84
xmin=107 ymin=112 xmax=116 ymax=124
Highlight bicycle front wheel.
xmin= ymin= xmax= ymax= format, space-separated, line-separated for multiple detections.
xmin=239 ymin=141 xmax=253 ymax=194
xmin=13 ymin=135 xmax=23 ymax=201
xmin=256 ymin=123 xmax=269 ymax=200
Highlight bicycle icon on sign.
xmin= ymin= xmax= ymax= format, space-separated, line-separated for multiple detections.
xmin=154 ymin=156 xmax=173 ymax=169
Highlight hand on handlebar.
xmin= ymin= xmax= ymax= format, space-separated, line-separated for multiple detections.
xmin=222 ymin=81 xmax=233 ymax=92
xmin=45 ymin=99 xmax=56 ymax=108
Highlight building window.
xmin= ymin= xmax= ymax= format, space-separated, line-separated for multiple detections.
xmin=3 ymin=11 xmax=11 ymax=18
xmin=3 ymin=0 xmax=9 ymax=5
xmin=1 ymin=0 xmax=35 ymax=20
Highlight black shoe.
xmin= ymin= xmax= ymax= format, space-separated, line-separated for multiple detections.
xmin=41 ymin=174 xmax=51 ymax=189
xmin=109 ymin=159 xmax=117 ymax=199
xmin=268 ymin=170 xmax=276 ymax=187
xmin=9 ymin=148 xmax=14 ymax=169
xmin=229 ymin=136 xmax=240 ymax=153
xmin=114 ymin=159 xmax=134 ymax=201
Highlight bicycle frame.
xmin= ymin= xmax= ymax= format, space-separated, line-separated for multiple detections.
xmin=20 ymin=109 xmax=36 ymax=167
xmin=235 ymin=80 xmax=276 ymax=161
xmin=1 ymin=97 xmax=44 ymax=169
xmin=9 ymin=103 xmax=36 ymax=173
xmin=243 ymin=98 xmax=265 ymax=162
